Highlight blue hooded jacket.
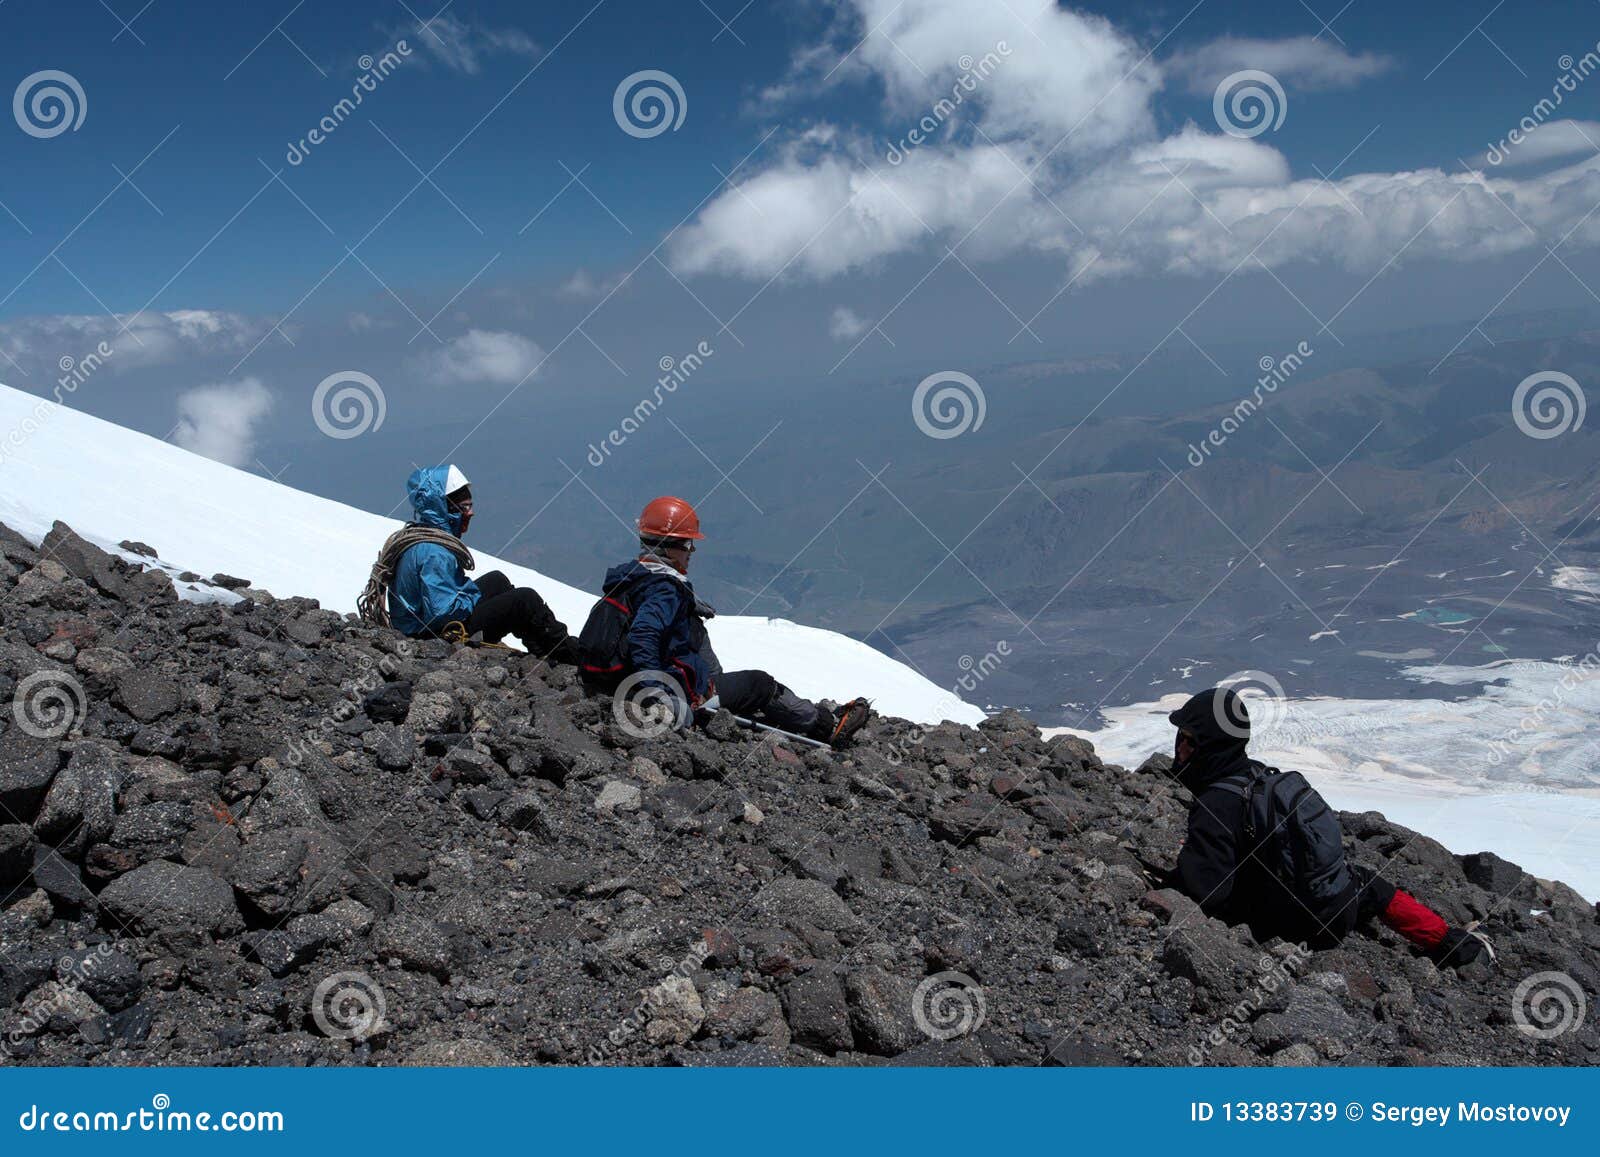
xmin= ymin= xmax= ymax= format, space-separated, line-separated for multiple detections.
xmin=388 ymin=466 xmax=480 ymax=636
xmin=605 ymin=559 xmax=715 ymax=702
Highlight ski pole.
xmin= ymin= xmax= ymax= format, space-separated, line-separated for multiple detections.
xmin=728 ymin=713 xmax=829 ymax=749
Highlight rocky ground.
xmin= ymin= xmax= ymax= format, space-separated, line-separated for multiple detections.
xmin=1 ymin=518 xmax=1597 ymax=1068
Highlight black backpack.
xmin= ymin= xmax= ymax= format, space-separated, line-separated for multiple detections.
xmin=1214 ymin=766 xmax=1353 ymax=918
xmin=576 ymin=575 xmax=652 ymax=688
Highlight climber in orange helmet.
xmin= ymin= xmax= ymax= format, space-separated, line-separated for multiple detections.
xmin=576 ymin=496 xmax=872 ymax=747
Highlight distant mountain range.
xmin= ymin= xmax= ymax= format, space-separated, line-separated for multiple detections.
xmin=488 ymin=315 xmax=1600 ymax=721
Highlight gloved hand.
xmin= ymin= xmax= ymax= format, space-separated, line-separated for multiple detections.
xmin=630 ymin=681 xmax=691 ymax=735
xmin=1434 ymin=925 xmax=1495 ymax=968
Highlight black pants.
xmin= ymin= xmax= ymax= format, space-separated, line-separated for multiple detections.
xmin=716 ymin=668 xmax=833 ymax=740
xmin=466 ymin=571 xmax=575 ymax=662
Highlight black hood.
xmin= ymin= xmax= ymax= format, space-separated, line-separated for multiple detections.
xmin=1168 ymin=687 xmax=1255 ymax=791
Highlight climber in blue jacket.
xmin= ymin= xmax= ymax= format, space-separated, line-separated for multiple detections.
xmin=360 ymin=464 xmax=577 ymax=663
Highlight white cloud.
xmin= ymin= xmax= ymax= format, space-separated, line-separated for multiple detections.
xmin=1166 ymin=35 xmax=1396 ymax=94
xmin=770 ymin=0 xmax=1158 ymax=154
xmin=558 ymin=269 xmax=627 ymax=299
xmin=416 ymin=329 xmax=545 ymax=385
xmin=665 ymin=0 xmax=1600 ymax=289
xmin=829 ymin=306 xmax=871 ymax=340
xmin=0 ymin=309 xmax=268 ymax=374
xmin=172 ymin=378 xmax=273 ymax=467
xmin=1473 ymin=118 xmax=1600 ymax=169
xmin=405 ymin=13 xmax=539 ymax=74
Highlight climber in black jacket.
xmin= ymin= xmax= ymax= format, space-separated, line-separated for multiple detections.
xmin=1165 ymin=687 xmax=1492 ymax=965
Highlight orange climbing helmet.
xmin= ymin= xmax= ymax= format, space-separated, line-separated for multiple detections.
xmin=638 ymin=495 xmax=706 ymax=541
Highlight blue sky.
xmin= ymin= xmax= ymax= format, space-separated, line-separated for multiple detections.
xmin=3 ymin=0 xmax=1600 ymax=511
xmin=3 ymin=0 xmax=1596 ymax=312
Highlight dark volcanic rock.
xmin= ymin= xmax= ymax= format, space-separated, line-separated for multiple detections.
xmin=114 ymin=669 xmax=181 ymax=723
xmin=0 ymin=823 xmax=36 ymax=886
xmin=783 ymin=971 xmax=853 ymax=1053
xmin=0 ymin=737 xmax=62 ymax=822
xmin=1 ymin=515 xmax=1595 ymax=1069
xmin=31 ymin=844 xmax=94 ymax=906
xmin=97 ymin=860 xmax=243 ymax=936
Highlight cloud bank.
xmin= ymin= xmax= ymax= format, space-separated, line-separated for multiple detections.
xmin=666 ymin=0 xmax=1600 ymax=287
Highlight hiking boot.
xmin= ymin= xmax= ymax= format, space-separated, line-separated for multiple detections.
xmin=827 ymin=697 xmax=873 ymax=748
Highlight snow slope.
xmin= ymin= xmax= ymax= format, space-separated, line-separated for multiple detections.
xmin=0 ymin=385 xmax=983 ymax=727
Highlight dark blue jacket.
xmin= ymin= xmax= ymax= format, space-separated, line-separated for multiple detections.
xmin=605 ymin=560 xmax=715 ymax=703
xmin=389 ymin=466 xmax=480 ymax=636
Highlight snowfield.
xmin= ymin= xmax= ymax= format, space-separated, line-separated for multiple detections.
xmin=0 ymin=384 xmax=983 ymax=727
